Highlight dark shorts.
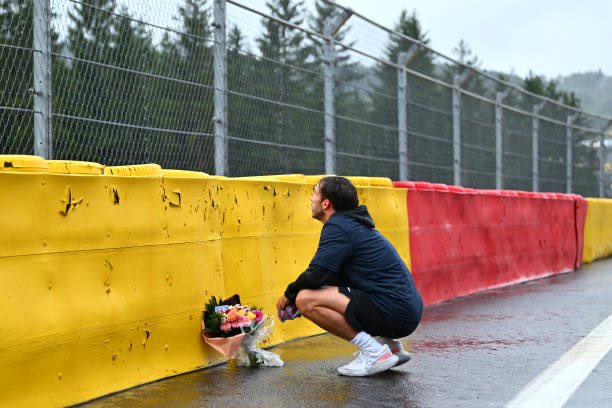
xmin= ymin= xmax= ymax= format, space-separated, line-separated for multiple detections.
xmin=339 ymin=286 xmax=419 ymax=339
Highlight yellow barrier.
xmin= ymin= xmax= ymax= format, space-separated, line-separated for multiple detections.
xmin=0 ymin=162 xmax=409 ymax=407
xmin=46 ymin=160 xmax=105 ymax=175
xmin=0 ymin=154 xmax=48 ymax=172
xmin=583 ymin=198 xmax=612 ymax=263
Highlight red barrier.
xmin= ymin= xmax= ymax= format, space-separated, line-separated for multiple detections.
xmin=393 ymin=182 xmax=587 ymax=306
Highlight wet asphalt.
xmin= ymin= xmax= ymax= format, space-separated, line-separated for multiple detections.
xmin=81 ymin=257 xmax=612 ymax=408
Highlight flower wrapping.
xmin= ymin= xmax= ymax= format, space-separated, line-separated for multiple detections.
xmin=201 ymin=295 xmax=283 ymax=367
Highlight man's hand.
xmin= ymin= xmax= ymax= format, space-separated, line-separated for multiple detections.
xmin=276 ymin=295 xmax=290 ymax=320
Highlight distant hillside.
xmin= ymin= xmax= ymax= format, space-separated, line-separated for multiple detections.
xmin=557 ymin=71 xmax=612 ymax=118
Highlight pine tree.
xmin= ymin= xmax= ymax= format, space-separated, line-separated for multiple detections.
xmin=445 ymin=39 xmax=495 ymax=188
xmin=171 ymin=0 xmax=214 ymax=171
xmin=0 ymin=0 xmax=64 ymax=156
xmin=252 ymin=0 xmax=317 ymax=175
xmin=371 ymin=10 xmax=436 ymax=180
xmin=60 ymin=0 xmax=119 ymax=162
xmin=523 ymin=73 xmax=597 ymax=195
xmin=226 ymin=24 xmax=259 ymax=175
xmin=0 ymin=0 xmax=34 ymax=154
xmin=110 ymin=6 xmax=156 ymax=165
xmin=308 ymin=1 xmax=372 ymax=176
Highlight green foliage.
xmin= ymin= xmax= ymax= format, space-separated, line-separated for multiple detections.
xmin=0 ymin=0 xmax=35 ymax=154
xmin=203 ymin=295 xmax=223 ymax=334
xmin=0 ymin=0 xmax=606 ymax=196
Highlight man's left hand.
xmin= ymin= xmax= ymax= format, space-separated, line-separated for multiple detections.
xmin=276 ymin=295 xmax=290 ymax=319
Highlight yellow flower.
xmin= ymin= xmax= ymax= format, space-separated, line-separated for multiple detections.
xmin=247 ymin=312 xmax=256 ymax=320
xmin=237 ymin=309 xmax=246 ymax=316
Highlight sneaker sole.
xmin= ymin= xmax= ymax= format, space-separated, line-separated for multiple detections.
xmin=338 ymin=353 xmax=399 ymax=377
xmin=394 ymin=352 xmax=411 ymax=366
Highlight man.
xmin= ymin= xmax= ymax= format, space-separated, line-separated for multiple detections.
xmin=276 ymin=176 xmax=423 ymax=376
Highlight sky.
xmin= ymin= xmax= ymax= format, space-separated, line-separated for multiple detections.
xmin=335 ymin=0 xmax=612 ymax=79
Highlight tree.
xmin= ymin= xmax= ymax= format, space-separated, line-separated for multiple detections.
xmin=249 ymin=0 xmax=317 ymax=175
xmin=522 ymin=73 xmax=597 ymax=195
xmin=61 ymin=0 xmax=120 ymax=162
xmin=0 ymin=0 xmax=34 ymax=154
xmin=371 ymin=10 xmax=436 ymax=180
xmin=0 ymin=0 xmax=64 ymax=156
xmin=110 ymin=6 xmax=157 ymax=165
xmin=445 ymin=39 xmax=494 ymax=188
xmin=308 ymin=0 xmax=373 ymax=176
xmin=171 ymin=0 xmax=214 ymax=171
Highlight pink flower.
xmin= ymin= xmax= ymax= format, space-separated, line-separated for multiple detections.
xmin=253 ymin=309 xmax=264 ymax=322
xmin=220 ymin=321 xmax=232 ymax=332
xmin=231 ymin=314 xmax=252 ymax=328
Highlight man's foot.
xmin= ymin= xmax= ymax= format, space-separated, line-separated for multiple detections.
xmin=337 ymin=345 xmax=398 ymax=376
xmin=377 ymin=338 xmax=411 ymax=366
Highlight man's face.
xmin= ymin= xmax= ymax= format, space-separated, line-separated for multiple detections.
xmin=310 ymin=183 xmax=327 ymax=221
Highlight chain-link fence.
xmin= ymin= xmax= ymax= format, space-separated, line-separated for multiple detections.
xmin=1 ymin=0 xmax=610 ymax=197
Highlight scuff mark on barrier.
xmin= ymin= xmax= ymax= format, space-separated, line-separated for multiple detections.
xmin=104 ymin=259 xmax=113 ymax=294
xmin=3 ymin=161 xmax=13 ymax=168
xmin=142 ymin=330 xmax=151 ymax=349
xmin=112 ymin=188 xmax=120 ymax=205
xmin=168 ymin=190 xmax=181 ymax=207
xmin=60 ymin=187 xmax=84 ymax=216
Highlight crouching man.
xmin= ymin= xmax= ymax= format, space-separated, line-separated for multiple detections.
xmin=276 ymin=176 xmax=423 ymax=376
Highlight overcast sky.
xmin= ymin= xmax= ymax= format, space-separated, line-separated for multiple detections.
xmin=335 ymin=0 xmax=612 ymax=78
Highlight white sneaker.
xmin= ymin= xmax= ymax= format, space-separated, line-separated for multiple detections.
xmin=377 ymin=337 xmax=412 ymax=366
xmin=337 ymin=345 xmax=398 ymax=376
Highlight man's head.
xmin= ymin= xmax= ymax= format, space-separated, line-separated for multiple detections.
xmin=310 ymin=176 xmax=359 ymax=222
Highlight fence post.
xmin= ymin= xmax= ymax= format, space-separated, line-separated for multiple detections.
xmin=600 ymin=121 xmax=612 ymax=197
xmin=452 ymin=70 xmax=471 ymax=186
xmin=532 ymin=101 xmax=546 ymax=192
xmin=397 ymin=45 xmax=420 ymax=181
xmin=323 ymin=9 xmax=352 ymax=175
xmin=33 ymin=0 xmax=52 ymax=159
xmin=495 ymin=89 xmax=511 ymax=189
xmin=213 ymin=0 xmax=227 ymax=175
xmin=565 ymin=113 xmax=579 ymax=194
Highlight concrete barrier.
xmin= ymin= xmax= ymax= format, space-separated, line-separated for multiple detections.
xmin=583 ymin=198 xmax=612 ymax=263
xmin=393 ymin=182 xmax=587 ymax=306
xmin=0 ymin=157 xmax=408 ymax=407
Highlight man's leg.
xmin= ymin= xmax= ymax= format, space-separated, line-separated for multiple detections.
xmin=294 ymin=287 xmax=356 ymax=341
xmin=295 ymin=287 xmax=398 ymax=376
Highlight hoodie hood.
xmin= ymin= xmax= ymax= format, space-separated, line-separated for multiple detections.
xmin=335 ymin=205 xmax=375 ymax=228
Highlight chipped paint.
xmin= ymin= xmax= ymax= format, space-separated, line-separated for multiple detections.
xmin=0 ymin=166 xmax=410 ymax=408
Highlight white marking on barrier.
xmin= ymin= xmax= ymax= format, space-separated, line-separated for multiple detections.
xmin=505 ymin=313 xmax=612 ymax=408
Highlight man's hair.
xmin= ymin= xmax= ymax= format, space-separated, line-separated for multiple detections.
xmin=317 ymin=176 xmax=359 ymax=211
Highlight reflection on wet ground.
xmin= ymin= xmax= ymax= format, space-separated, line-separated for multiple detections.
xmin=82 ymin=259 xmax=612 ymax=408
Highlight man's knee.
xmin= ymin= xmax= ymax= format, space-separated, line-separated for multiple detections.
xmin=295 ymin=289 xmax=317 ymax=314
xmin=295 ymin=287 xmax=348 ymax=315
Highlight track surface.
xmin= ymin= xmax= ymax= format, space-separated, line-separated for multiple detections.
xmin=82 ymin=258 xmax=612 ymax=407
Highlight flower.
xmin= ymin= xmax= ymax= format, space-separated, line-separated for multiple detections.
xmin=202 ymin=295 xmax=266 ymax=338
xmin=201 ymin=295 xmax=280 ymax=367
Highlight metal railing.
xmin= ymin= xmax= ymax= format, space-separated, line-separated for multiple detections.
xmin=0 ymin=0 xmax=610 ymax=197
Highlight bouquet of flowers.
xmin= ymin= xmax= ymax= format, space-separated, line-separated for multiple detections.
xmin=201 ymin=294 xmax=283 ymax=368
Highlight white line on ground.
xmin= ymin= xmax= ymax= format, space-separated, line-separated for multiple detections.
xmin=505 ymin=313 xmax=612 ymax=408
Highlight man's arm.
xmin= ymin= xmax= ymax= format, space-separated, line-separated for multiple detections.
xmin=284 ymin=263 xmax=338 ymax=303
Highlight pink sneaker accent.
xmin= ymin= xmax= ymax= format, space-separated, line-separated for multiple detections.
xmin=337 ymin=345 xmax=399 ymax=376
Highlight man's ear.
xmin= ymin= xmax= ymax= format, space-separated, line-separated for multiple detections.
xmin=322 ymin=198 xmax=332 ymax=211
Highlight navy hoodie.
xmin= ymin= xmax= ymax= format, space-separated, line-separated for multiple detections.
xmin=285 ymin=205 xmax=423 ymax=322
